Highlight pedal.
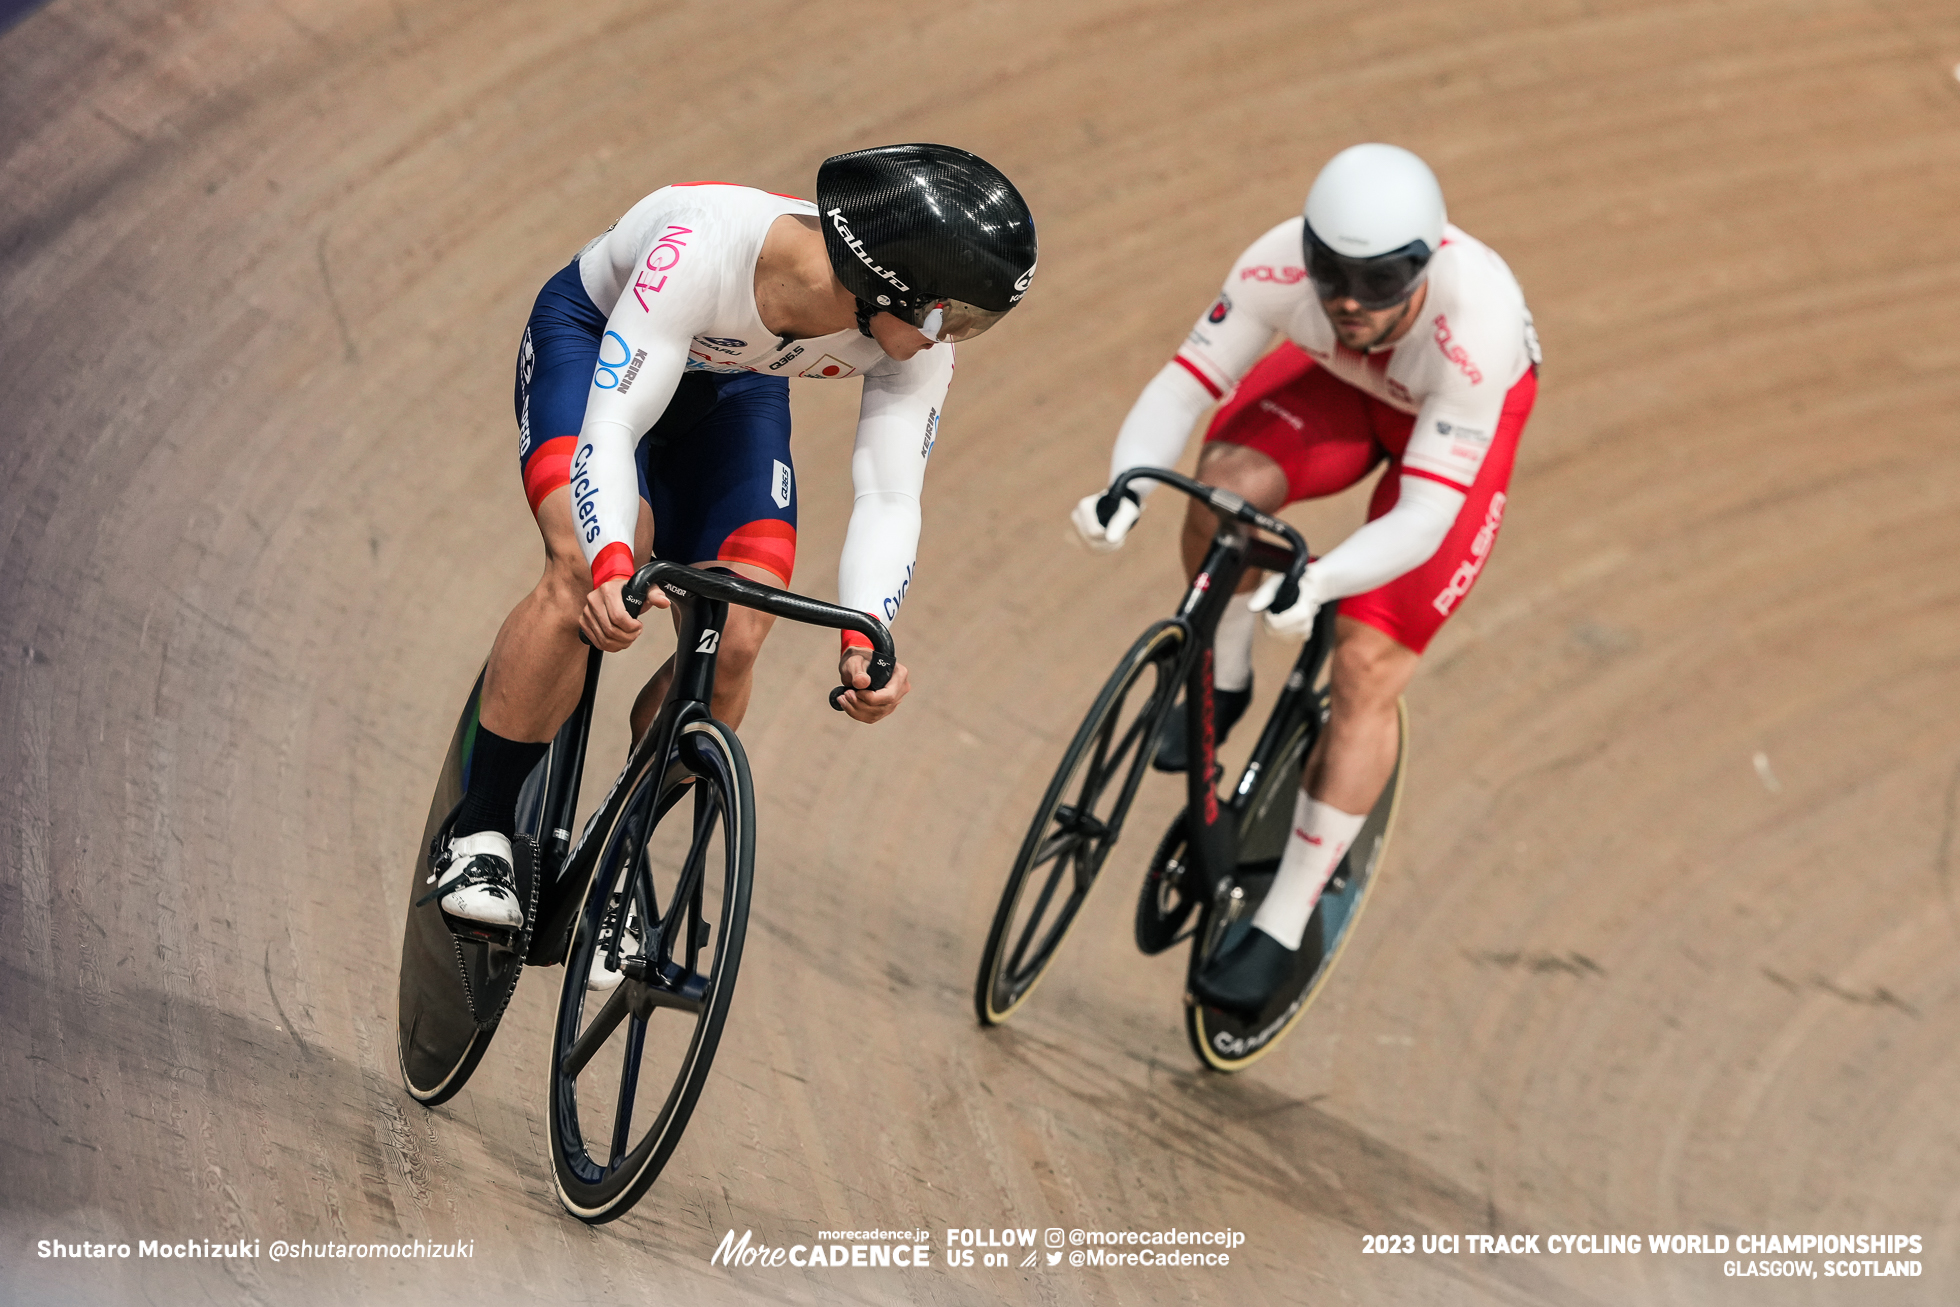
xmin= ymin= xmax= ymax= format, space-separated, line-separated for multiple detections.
xmin=444 ymin=916 xmax=520 ymax=948
xmin=1220 ymin=880 xmax=1248 ymax=922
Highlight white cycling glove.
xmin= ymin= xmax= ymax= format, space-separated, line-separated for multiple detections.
xmin=1071 ymin=490 xmax=1141 ymax=552
xmin=1249 ymin=566 xmax=1326 ymax=639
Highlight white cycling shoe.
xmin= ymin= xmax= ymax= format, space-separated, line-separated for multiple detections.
xmin=433 ymin=831 xmax=524 ymax=930
xmin=587 ymin=894 xmax=643 ymax=994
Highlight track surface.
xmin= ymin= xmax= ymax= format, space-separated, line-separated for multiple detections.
xmin=5 ymin=1 xmax=1959 ymax=1303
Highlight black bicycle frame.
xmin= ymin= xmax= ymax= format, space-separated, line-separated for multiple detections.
xmin=1100 ymin=467 xmax=1335 ymax=896
xmin=523 ymin=561 xmax=895 ymax=968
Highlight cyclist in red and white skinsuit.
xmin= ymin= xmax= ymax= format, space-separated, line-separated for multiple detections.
xmin=1072 ymin=143 xmax=1539 ymax=1013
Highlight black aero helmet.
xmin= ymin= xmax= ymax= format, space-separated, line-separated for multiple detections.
xmin=817 ymin=143 xmax=1037 ymax=343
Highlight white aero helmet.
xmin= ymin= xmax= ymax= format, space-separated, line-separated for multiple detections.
xmin=1301 ymin=144 xmax=1446 ymax=309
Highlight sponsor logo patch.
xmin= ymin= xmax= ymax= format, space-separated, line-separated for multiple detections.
xmin=1435 ymin=418 xmax=1489 ymax=459
xmin=771 ymin=459 xmax=793 ymax=510
xmin=570 ymin=440 xmax=603 ymax=545
xmin=1207 ymin=294 xmax=1232 ymax=325
xmin=594 ymin=330 xmax=633 ymax=389
xmin=633 ymin=225 xmax=692 ymax=310
xmin=827 ymin=208 xmax=910 ymax=293
xmin=799 ymin=355 xmax=857 ymax=379
xmin=1433 ymin=314 xmax=1484 ymax=384
xmin=1258 ymin=399 xmax=1304 ymax=432
xmin=517 ymin=328 xmax=536 ymax=456
xmin=616 ymin=347 xmax=650 ymax=393
xmin=878 ymin=563 xmax=914 ymax=621
xmin=1432 ymin=491 xmax=1507 ymax=615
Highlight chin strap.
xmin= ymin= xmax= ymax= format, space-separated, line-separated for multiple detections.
xmin=854 ymin=298 xmax=878 ymax=339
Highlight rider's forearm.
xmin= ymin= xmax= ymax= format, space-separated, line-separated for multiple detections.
xmin=1108 ymin=362 xmax=1216 ymax=493
xmin=575 ymin=318 xmax=694 ymax=586
xmin=568 ymin=417 xmax=645 ymax=586
xmin=1311 ymin=474 xmax=1465 ymax=599
xmin=838 ymin=355 xmax=942 ymax=645
xmin=837 ymin=491 xmax=920 ymax=641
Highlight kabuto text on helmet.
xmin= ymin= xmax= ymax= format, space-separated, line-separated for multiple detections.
xmin=817 ymin=143 xmax=1037 ymax=342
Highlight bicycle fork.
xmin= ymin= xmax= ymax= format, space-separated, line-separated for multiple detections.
xmin=1176 ymin=528 xmax=1254 ymax=898
xmin=1176 ymin=533 xmax=1341 ymax=915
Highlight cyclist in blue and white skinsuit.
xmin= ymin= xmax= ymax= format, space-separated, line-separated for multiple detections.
xmin=431 ymin=146 xmax=1038 ymax=964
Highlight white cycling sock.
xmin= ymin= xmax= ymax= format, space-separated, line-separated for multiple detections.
xmin=1214 ymin=593 xmax=1256 ymax=693
xmin=1251 ymin=792 xmax=1366 ymax=950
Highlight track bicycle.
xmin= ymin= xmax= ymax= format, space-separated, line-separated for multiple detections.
xmin=973 ymin=467 xmax=1404 ymax=1072
xmin=395 ymin=560 xmax=893 ymax=1221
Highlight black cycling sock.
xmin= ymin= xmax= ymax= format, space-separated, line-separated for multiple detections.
xmin=453 ymin=724 xmax=549 ymax=839
xmin=1215 ymin=683 xmax=1254 ymax=738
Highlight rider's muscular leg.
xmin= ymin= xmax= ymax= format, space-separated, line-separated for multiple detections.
xmin=454 ymin=487 xmax=654 ymax=841
xmin=482 ymin=485 xmax=657 ymax=739
xmin=628 ymin=560 xmax=779 ymax=742
xmin=1179 ymin=442 xmax=1289 ymax=589
xmin=1303 ymin=616 xmax=1419 ymax=812
xmin=1248 ymin=618 xmax=1417 ymax=948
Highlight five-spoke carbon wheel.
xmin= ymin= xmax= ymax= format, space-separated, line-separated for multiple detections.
xmin=548 ymin=720 xmax=754 ymax=1223
xmin=975 ymin=621 xmax=1184 ymax=1024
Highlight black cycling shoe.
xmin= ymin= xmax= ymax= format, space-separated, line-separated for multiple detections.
xmin=1190 ymin=927 xmax=1295 ymax=1016
xmin=1151 ymin=681 xmax=1252 ymax=773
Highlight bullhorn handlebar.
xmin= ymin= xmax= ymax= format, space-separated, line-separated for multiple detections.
xmin=617 ymin=560 xmax=896 ymax=712
xmin=1096 ymin=467 xmax=1310 ymax=613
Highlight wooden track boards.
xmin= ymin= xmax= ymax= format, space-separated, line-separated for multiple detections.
xmin=4 ymin=0 xmax=1959 ymax=1302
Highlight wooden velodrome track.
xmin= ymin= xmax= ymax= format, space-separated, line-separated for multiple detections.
xmin=4 ymin=0 xmax=1959 ymax=1302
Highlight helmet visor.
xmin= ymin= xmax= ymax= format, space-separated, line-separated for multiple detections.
xmin=1303 ymin=233 xmax=1432 ymax=311
xmin=902 ymin=297 xmax=1011 ymax=343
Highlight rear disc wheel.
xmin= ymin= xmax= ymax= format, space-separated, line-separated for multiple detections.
xmin=1184 ymin=700 xmax=1406 ymax=1073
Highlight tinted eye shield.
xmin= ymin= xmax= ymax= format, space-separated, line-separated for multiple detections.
xmin=900 ymin=296 xmax=1010 ymax=343
xmin=1302 ymin=231 xmax=1433 ymax=311
xmin=854 ymin=294 xmax=1012 ymax=344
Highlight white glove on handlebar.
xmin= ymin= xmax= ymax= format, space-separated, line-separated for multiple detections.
xmin=1071 ymin=490 xmax=1141 ymax=552
xmin=1250 ymin=566 xmax=1326 ymax=639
